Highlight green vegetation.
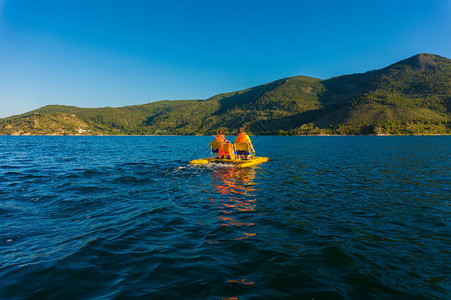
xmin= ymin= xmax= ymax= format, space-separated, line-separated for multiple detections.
xmin=1 ymin=53 xmax=450 ymax=135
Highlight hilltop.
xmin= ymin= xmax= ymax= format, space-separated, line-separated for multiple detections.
xmin=1 ymin=53 xmax=450 ymax=135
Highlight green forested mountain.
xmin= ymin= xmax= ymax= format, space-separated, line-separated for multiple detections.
xmin=1 ymin=53 xmax=450 ymax=135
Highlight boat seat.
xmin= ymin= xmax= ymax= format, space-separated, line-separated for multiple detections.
xmin=234 ymin=142 xmax=255 ymax=158
xmin=210 ymin=141 xmax=222 ymax=156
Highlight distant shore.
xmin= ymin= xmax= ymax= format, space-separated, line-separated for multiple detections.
xmin=1 ymin=133 xmax=449 ymax=137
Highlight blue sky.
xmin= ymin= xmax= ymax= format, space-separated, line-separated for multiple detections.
xmin=0 ymin=0 xmax=450 ymax=118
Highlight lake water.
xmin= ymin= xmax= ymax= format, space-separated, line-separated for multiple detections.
xmin=0 ymin=136 xmax=449 ymax=299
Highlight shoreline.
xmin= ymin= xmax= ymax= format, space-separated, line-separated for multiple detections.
xmin=0 ymin=133 xmax=450 ymax=137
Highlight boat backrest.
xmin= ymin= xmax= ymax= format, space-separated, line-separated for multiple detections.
xmin=234 ymin=142 xmax=255 ymax=158
xmin=234 ymin=142 xmax=250 ymax=152
xmin=210 ymin=141 xmax=222 ymax=150
xmin=210 ymin=141 xmax=222 ymax=157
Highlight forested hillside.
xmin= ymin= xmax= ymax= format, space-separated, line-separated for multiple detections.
xmin=1 ymin=53 xmax=450 ymax=135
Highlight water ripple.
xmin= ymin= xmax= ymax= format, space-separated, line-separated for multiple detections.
xmin=0 ymin=136 xmax=449 ymax=299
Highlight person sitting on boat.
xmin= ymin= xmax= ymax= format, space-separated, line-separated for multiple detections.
xmin=215 ymin=130 xmax=226 ymax=143
xmin=235 ymin=127 xmax=255 ymax=159
xmin=211 ymin=130 xmax=226 ymax=158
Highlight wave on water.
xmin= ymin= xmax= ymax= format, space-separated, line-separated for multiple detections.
xmin=0 ymin=136 xmax=449 ymax=299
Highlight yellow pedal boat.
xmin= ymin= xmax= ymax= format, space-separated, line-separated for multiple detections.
xmin=189 ymin=141 xmax=268 ymax=168
xmin=189 ymin=156 xmax=269 ymax=168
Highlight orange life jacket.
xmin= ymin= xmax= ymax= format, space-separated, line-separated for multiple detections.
xmin=215 ymin=134 xmax=225 ymax=142
xmin=218 ymin=143 xmax=235 ymax=160
xmin=236 ymin=132 xmax=247 ymax=143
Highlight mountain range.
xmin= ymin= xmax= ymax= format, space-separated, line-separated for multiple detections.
xmin=1 ymin=53 xmax=450 ymax=135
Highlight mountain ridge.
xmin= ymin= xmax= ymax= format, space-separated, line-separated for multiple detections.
xmin=1 ymin=53 xmax=450 ymax=135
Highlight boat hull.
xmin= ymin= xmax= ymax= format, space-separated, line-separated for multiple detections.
xmin=189 ymin=157 xmax=268 ymax=168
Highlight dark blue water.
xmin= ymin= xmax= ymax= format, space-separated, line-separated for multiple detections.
xmin=0 ymin=136 xmax=449 ymax=299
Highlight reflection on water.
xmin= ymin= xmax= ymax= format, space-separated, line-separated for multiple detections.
xmin=212 ymin=167 xmax=257 ymax=195
xmin=209 ymin=167 xmax=259 ymax=291
xmin=211 ymin=168 xmax=257 ymax=229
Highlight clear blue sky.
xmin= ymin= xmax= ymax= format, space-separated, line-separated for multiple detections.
xmin=0 ymin=0 xmax=450 ymax=118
